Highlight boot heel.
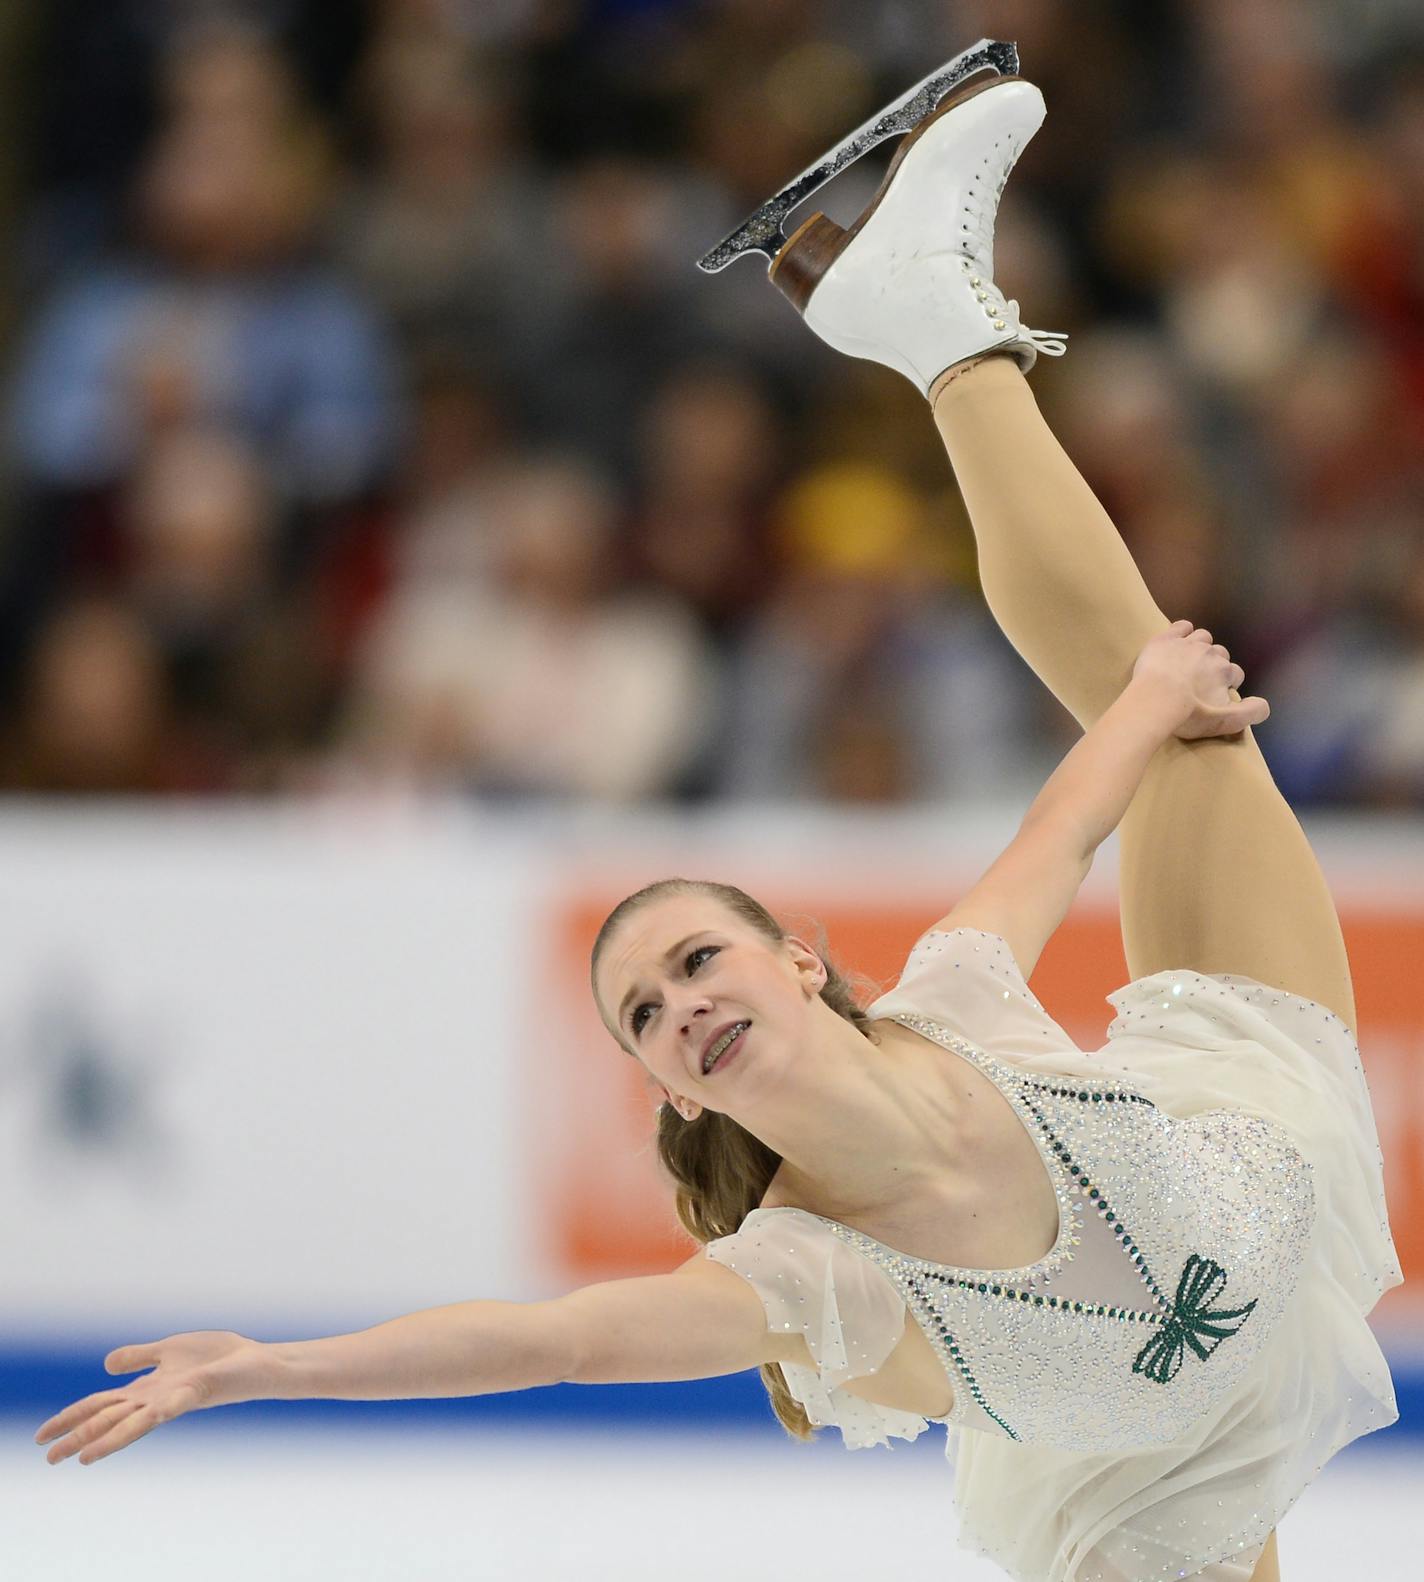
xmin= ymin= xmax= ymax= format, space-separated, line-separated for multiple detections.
xmin=769 ymin=213 xmax=848 ymax=315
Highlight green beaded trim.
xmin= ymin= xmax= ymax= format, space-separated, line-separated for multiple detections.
xmin=1021 ymin=1097 xmax=1171 ymax=1310
xmin=905 ymin=1273 xmax=1020 ymax=1441
xmin=1026 ymin=1080 xmax=1155 ymax=1109
xmin=921 ymin=1265 xmax=1161 ymax=1325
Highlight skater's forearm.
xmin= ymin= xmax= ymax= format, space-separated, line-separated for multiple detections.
xmin=1025 ymin=680 xmax=1182 ymax=859
xmin=268 ymin=1299 xmax=574 ymax=1402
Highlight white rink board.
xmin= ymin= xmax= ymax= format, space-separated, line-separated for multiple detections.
xmin=1 ymin=805 xmax=537 ymax=1333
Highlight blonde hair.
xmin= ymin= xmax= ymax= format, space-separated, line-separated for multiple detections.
xmin=591 ymin=876 xmax=881 ymax=1441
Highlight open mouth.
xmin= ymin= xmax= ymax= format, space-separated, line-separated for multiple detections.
xmin=702 ymin=1021 xmax=750 ymax=1075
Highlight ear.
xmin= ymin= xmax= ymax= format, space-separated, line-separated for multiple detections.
xmin=784 ymin=934 xmax=827 ymax=991
xmin=656 ymin=1082 xmax=701 ymax=1122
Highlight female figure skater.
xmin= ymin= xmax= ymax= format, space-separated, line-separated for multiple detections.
xmin=35 ymin=52 xmax=1400 ymax=1582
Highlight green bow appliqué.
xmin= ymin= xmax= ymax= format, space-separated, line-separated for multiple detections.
xmin=1132 ymin=1254 xmax=1258 ymax=1384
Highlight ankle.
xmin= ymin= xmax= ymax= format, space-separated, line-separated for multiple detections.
xmin=928 ymin=350 xmax=1024 ymax=408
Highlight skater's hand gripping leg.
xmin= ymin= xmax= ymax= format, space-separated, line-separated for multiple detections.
xmin=1132 ymin=620 xmax=1270 ymax=741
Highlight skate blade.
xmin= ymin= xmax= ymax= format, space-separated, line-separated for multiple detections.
xmin=696 ymin=37 xmax=1020 ymax=275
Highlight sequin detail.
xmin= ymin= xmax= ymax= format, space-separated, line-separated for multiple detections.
xmin=805 ymin=1011 xmax=1315 ymax=1452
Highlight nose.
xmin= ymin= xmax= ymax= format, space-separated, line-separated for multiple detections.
xmin=678 ymin=998 xmax=714 ymax=1038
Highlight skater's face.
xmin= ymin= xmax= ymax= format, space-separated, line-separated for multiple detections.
xmin=593 ymin=895 xmax=826 ymax=1120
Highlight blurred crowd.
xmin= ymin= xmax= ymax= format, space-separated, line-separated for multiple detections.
xmin=1 ymin=0 xmax=1422 ymax=808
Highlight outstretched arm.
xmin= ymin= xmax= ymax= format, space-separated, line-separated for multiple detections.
xmin=35 ymin=1252 xmax=807 ymax=1466
xmin=275 ymin=1248 xmax=810 ymax=1396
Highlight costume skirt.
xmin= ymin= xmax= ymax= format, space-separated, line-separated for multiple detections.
xmin=944 ymin=966 xmax=1403 ymax=1582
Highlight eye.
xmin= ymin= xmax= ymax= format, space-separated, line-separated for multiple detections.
xmin=630 ymin=945 xmax=719 ymax=1036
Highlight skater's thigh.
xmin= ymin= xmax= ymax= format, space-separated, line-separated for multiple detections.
xmin=1117 ymin=726 xmax=1357 ymax=1037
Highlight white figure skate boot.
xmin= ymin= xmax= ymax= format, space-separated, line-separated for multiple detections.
xmin=697 ymin=41 xmax=1067 ymax=395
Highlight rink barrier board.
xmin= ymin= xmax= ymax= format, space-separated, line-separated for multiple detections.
xmin=5 ymin=811 xmax=1418 ymax=1447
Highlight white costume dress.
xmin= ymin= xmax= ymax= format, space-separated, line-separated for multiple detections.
xmin=704 ymin=928 xmax=1402 ymax=1582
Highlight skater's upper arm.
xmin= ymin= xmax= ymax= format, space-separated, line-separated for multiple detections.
xmin=928 ymin=813 xmax=1091 ymax=981
xmin=552 ymin=1249 xmax=815 ymax=1386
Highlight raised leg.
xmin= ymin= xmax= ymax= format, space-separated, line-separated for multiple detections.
xmin=932 ymin=355 xmax=1357 ymax=1035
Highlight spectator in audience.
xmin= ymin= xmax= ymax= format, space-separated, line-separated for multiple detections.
xmin=330 ymin=34 xmax=542 ymax=379
xmin=1 ymin=3 xmax=1421 ymax=809
xmin=338 ymin=455 xmax=718 ymax=801
xmin=117 ymin=425 xmax=332 ymax=790
xmin=627 ymin=361 xmax=784 ymax=650
xmin=0 ymin=598 xmax=182 ymax=793
xmin=516 ymin=154 xmax=722 ymax=480
xmin=1367 ymin=524 xmax=1424 ymax=806
xmin=1341 ymin=48 xmax=1424 ymax=437
xmin=7 ymin=26 xmax=399 ymax=511
xmin=715 ymin=461 xmax=1051 ymax=803
xmin=1252 ymin=520 xmax=1424 ymax=807
xmin=1246 ymin=330 xmax=1420 ymax=645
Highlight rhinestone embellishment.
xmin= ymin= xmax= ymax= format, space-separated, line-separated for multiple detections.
xmin=807 ymin=1010 xmax=1308 ymax=1452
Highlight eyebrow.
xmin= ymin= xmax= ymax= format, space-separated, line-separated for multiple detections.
xmin=617 ymin=933 xmax=706 ymax=1032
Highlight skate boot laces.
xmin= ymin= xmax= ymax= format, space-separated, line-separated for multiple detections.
xmin=957 ymin=140 xmax=1069 ymax=360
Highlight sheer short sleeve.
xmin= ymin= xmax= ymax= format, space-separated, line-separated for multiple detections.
xmin=865 ymin=926 xmax=1080 ymax=1065
xmin=704 ymin=1206 xmax=934 ymax=1450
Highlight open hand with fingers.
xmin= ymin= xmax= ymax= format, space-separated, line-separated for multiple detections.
xmin=1132 ymin=620 xmax=1270 ymax=741
xmin=35 ymin=1329 xmax=269 ymax=1466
